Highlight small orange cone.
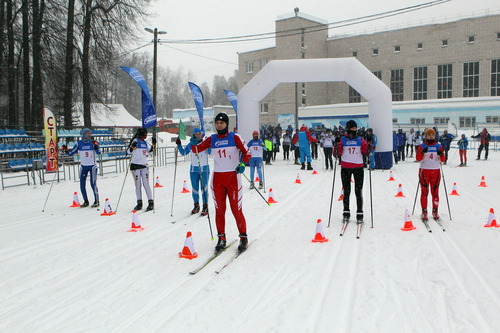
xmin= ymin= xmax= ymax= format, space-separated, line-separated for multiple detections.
xmin=337 ymin=187 xmax=344 ymax=201
xmin=388 ymin=171 xmax=396 ymax=181
xmin=478 ymin=176 xmax=487 ymax=187
xmin=181 ymin=180 xmax=190 ymax=193
xmin=312 ymin=166 xmax=319 ymax=175
xmin=100 ymin=198 xmax=116 ymax=216
xmin=154 ymin=176 xmax=163 ymax=188
xmin=401 ymin=209 xmax=416 ymax=231
xmin=311 ymin=219 xmax=329 ymax=243
xmin=268 ymin=188 xmax=278 ymax=203
xmin=127 ymin=210 xmax=144 ymax=232
xmin=484 ymin=208 xmax=499 ymax=228
xmin=295 ymin=173 xmax=301 ymax=184
xmin=255 ymin=176 xmax=260 ymax=182
xmin=449 ymin=183 xmax=460 ymax=196
xmin=69 ymin=192 xmax=80 ymax=207
xmin=395 ymin=184 xmax=405 ymax=197
xmin=178 ymin=231 xmax=198 ymax=259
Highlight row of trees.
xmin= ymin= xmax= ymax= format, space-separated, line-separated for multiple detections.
xmin=0 ymin=0 xmax=238 ymax=132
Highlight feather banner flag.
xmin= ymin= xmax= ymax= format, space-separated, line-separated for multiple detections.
xmin=178 ymin=120 xmax=186 ymax=140
xmin=43 ymin=106 xmax=58 ymax=172
xmin=224 ymin=89 xmax=238 ymax=130
xmin=188 ymin=82 xmax=205 ymax=134
xmin=120 ymin=67 xmax=157 ymax=129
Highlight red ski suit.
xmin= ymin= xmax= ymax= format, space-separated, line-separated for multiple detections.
xmin=193 ymin=132 xmax=250 ymax=235
xmin=416 ymin=141 xmax=446 ymax=211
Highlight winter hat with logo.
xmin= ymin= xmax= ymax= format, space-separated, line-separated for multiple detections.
xmin=214 ymin=112 xmax=229 ymax=126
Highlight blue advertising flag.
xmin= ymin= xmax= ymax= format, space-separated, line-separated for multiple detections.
xmin=224 ymin=89 xmax=238 ymax=130
xmin=188 ymin=82 xmax=205 ymax=134
xmin=120 ymin=66 xmax=157 ymax=129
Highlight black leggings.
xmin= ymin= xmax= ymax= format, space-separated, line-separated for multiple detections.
xmin=340 ymin=167 xmax=364 ymax=214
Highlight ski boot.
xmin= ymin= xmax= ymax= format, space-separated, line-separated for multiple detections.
xmin=432 ymin=208 xmax=440 ymax=220
xmin=249 ymin=181 xmax=255 ymax=189
xmin=133 ymin=200 xmax=143 ymax=211
xmin=258 ymin=181 xmax=263 ymax=189
xmin=421 ymin=209 xmax=428 ymax=221
xmin=238 ymin=233 xmax=248 ymax=252
xmin=81 ymin=200 xmax=90 ymax=208
xmin=356 ymin=212 xmax=364 ymax=225
xmin=201 ymin=203 xmax=208 ymax=216
xmin=215 ymin=233 xmax=227 ymax=251
xmin=301 ymin=163 xmax=305 ymax=170
xmin=307 ymin=162 xmax=313 ymax=170
xmin=191 ymin=203 xmax=200 ymax=214
xmin=91 ymin=200 xmax=100 ymax=208
xmin=145 ymin=199 xmax=154 ymax=212
xmin=342 ymin=211 xmax=350 ymax=223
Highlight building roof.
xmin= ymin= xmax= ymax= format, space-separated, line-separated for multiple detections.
xmin=276 ymin=12 xmax=328 ymax=25
xmin=73 ymin=103 xmax=141 ymax=127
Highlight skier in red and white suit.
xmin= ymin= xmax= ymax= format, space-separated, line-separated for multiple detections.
xmin=192 ymin=113 xmax=251 ymax=252
xmin=416 ymin=128 xmax=446 ymax=220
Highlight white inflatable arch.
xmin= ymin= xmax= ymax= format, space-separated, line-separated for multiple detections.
xmin=237 ymin=58 xmax=393 ymax=169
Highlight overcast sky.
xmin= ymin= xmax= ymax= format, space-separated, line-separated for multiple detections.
xmin=136 ymin=0 xmax=500 ymax=86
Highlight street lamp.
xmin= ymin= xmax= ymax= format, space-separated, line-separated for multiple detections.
xmin=144 ymin=27 xmax=167 ymax=116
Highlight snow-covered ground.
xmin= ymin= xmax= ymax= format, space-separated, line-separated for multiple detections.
xmin=1 ymin=146 xmax=499 ymax=332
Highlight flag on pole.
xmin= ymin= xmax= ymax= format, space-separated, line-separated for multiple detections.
xmin=224 ymin=89 xmax=238 ymax=130
xmin=178 ymin=120 xmax=186 ymax=140
xmin=43 ymin=106 xmax=58 ymax=172
xmin=120 ymin=67 xmax=157 ymax=129
xmin=188 ymin=82 xmax=205 ymax=134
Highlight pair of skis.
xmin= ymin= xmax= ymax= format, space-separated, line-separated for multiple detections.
xmin=339 ymin=218 xmax=364 ymax=239
xmin=421 ymin=217 xmax=446 ymax=232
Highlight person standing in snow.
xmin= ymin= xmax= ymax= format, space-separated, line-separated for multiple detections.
xmin=396 ymin=128 xmax=406 ymax=162
xmin=310 ymin=128 xmax=319 ymax=160
xmin=416 ymin=128 xmax=446 ymax=221
xmin=471 ymin=128 xmax=491 ymax=160
xmin=320 ymin=128 xmax=334 ymax=170
xmin=247 ymin=130 xmax=265 ymax=189
xmin=365 ymin=128 xmax=377 ymax=170
xmin=67 ymin=128 xmax=101 ymax=208
xmin=176 ymin=128 xmax=211 ymax=216
xmin=191 ymin=112 xmax=251 ymax=252
xmin=282 ymin=129 xmax=292 ymax=160
xmin=457 ymin=134 xmax=468 ymax=166
xmin=438 ymin=129 xmax=454 ymax=164
xmin=335 ymin=120 xmax=368 ymax=224
xmin=406 ymin=128 xmax=416 ymax=158
xmin=291 ymin=125 xmax=318 ymax=170
xmin=128 ymin=127 xmax=156 ymax=212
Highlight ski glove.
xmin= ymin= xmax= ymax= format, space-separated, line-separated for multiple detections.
xmin=290 ymin=144 xmax=295 ymax=151
xmin=93 ymin=141 xmax=99 ymax=150
xmin=175 ymin=137 xmax=181 ymax=146
xmin=436 ymin=149 xmax=442 ymax=156
xmin=422 ymin=147 xmax=428 ymax=153
xmin=131 ymin=141 xmax=138 ymax=149
xmin=190 ymin=136 xmax=198 ymax=146
xmin=235 ymin=162 xmax=245 ymax=174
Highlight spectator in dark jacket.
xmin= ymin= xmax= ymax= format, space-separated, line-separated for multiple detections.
xmin=438 ymin=130 xmax=454 ymax=164
xmin=396 ymin=129 xmax=406 ymax=162
xmin=471 ymin=128 xmax=491 ymax=160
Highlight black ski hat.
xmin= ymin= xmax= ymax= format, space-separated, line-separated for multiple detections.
xmin=346 ymin=120 xmax=357 ymax=130
xmin=136 ymin=127 xmax=148 ymax=137
xmin=214 ymin=112 xmax=229 ymax=125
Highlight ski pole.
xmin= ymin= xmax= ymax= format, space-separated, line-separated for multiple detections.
xmin=42 ymin=170 xmax=58 ymax=212
xmin=195 ymin=145 xmax=214 ymax=240
xmin=411 ymin=178 xmax=420 ymax=215
xmin=440 ymin=163 xmax=452 ymax=220
xmin=369 ymin=168 xmax=374 ymax=228
xmin=115 ymin=137 xmax=137 ymax=214
xmin=327 ymin=158 xmax=338 ymax=228
xmin=152 ymin=128 xmax=157 ymax=213
xmin=261 ymin=158 xmax=266 ymax=193
xmin=241 ymin=172 xmax=270 ymax=206
xmin=170 ymin=146 xmax=178 ymax=217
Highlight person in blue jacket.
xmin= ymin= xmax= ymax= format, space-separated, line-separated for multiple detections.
xmin=291 ymin=125 xmax=318 ymax=170
xmin=67 ymin=128 xmax=101 ymax=208
xmin=247 ymin=130 xmax=266 ymax=189
xmin=177 ymin=128 xmax=211 ymax=215
xmin=457 ymin=133 xmax=468 ymax=166
xmin=396 ymin=128 xmax=406 ymax=162
xmin=438 ymin=130 xmax=454 ymax=164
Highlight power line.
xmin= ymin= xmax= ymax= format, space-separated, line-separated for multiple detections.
xmin=159 ymin=43 xmax=238 ymax=65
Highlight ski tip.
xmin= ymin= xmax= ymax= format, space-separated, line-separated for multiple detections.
xmin=356 ymin=236 xmax=360 ymax=239
xmin=339 ymin=233 xmax=344 ymax=236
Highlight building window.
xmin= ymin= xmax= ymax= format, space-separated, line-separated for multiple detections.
xmin=410 ymin=118 xmax=425 ymax=124
xmin=413 ymin=66 xmax=428 ymax=100
xmin=394 ymin=45 xmax=401 ymax=53
xmin=463 ymin=61 xmax=479 ymax=97
xmin=486 ymin=116 xmax=500 ymax=123
xmin=260 ymin=59 xmax=268 ymax=68
xmin=437 ymin=64 xmax=452 ymax=99
xmin=417 ymin=42 xmax=423 ymax=50
xmin=352 ymin=51 xmax=358 ymax=57
xmin=372 ymin=48 xmax=379 ymax=56
xmin=468 ymin=36 xmax=475 ymax=44
xmin=373 ymin=71 xmax=382 ymax=80
xmin=459 ymin=116 xmax=476 ymax=128
xmin=245 ymin=61 xmax=254 ymax=73
xmin=434 ymin=117 xmax=450 ymax=124
xmin=349 ymin=86 xmax=361 ymax=103
xmin=391 ymin=69 xmax=404 ymax=101
xmin=392 ymin=118 xmax=398 ymax=123
xmin=491 ymin=59 xmax=500 ymax=96
xmin=497 ymin=32 xmax=500 ymax=40
xmin=260 ymin=102 xmax=268 ymax=113
xmin=442 ymin=39 xmax=448 ymax=47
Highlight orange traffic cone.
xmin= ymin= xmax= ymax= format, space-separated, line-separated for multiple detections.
xmin=179 ymin=231 xmax=198 ymax=259
xmin=268 ymin=188 xmax=278 ymax=203
xmin=401 ymin=209 xmax=416 ymax=231
xmin=181 ymin=180 xmax=190 ymax=193
xmin=295 ymin=173 xmax=301 ymax=184
xmin=337 ymin=187 xmax=344 ymax=201
xmin=395 ymin=184 xmax=405 ymax=197
xmin=311 ymin=219 xmax=329 ymax=243
xmin=388 ymin=171 xmax=396 ymax=181
xmin=312 ymin=166 xmax=319 ymax=175
xmin=484 ymin=208 xmax=499 ymax=228
xmin=127 ymin=210 xmax=144 ymax=232
xmin=255 ymin=176 xmax=260 ymax=182
xmin=478 ymin=176 xmax=487 ymax=187
xmin=100 ymin=198 xmax=116 ymax=216
xmin=449 ymin=183 xmax=460 ymax=196
xmin=69 ymin=192 xmax=80 ymax=207
xmin=154 ymin=176 xmax=163 ymax=188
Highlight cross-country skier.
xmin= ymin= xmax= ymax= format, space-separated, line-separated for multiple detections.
xmin=67 ymin=128 xmax=101 ymax=208
xmin=291 ymin=125 xmax=318 ymax=170
xmin=457 ymin=134 xmax=469 ymax=166
xmin=416 ymin=128 xmax=446 ymax=221
xmin=335 ymin=120 xmax=368 ymax=224
xmin=176 ymin=128 xmax=211 ymax=215
xmin=247 ymin=130 xmax=265 ymax=189
xmin=128 ymin=127 xmax=156 ymax=212
xmin=471 ymin=128 xmax=491 ymax=160
xmin=191 ymin=113 xmax=251 ymax=252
